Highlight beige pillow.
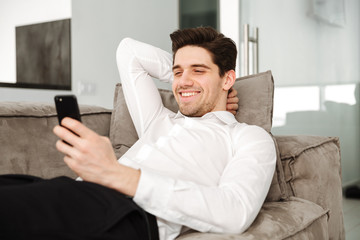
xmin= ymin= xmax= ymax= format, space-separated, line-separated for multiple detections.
xmin=110 ymin=70 xmax=287 ymax=201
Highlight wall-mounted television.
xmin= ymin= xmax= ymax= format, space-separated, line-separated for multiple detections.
xmin=1 ymin=19 xmax=71 ymax=90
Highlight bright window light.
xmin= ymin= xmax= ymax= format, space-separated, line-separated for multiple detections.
xmin=324 ymin=84 xmax=357 ymax=105
xmin=273 ymin=86 xmax=320 ymax=127
xmin=220 ymin=0 xmax=240 ymax=77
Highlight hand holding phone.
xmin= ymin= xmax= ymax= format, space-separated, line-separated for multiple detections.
xmin=54 ymin=95 xmax=81 ymax=145
xmin=54 ymin=95 xmax=82 ymax=125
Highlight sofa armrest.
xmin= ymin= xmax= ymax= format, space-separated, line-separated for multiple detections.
xmin=177 ymin=197 xmax=329 ymax=240
xmin=0 ymin=102 xmax=112 ymax=179
xmin=274 ymin=135 xmax=345 ymax=240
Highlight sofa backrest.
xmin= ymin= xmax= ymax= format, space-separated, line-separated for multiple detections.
xmin=0 ymin=102 xmax=111 ymax=179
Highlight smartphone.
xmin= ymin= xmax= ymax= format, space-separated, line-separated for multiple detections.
xmin=54 ymin=95 xmax=82 ymax=125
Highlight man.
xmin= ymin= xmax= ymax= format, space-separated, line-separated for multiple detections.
xmin=56 ymin=26 xmax=275 ymax=238
xmin=0 ymin=27 xmax=275 ymax=240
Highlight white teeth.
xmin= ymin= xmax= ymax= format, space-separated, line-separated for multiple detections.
xmin=181 ymin=92 xmax=197 ymax=97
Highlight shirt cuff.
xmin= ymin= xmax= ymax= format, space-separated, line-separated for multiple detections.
xmin=133 ymin=168 xmax=174 ymax=215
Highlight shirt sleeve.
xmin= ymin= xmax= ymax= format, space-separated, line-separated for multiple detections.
xmin=133 ymin=125 xmax=277 ymax=234
xmin=116 ymin=38 xmax=173 ymax=137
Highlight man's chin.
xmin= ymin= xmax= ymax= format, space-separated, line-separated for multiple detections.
xmin=179 ymin=108 xmax=204 ymax=117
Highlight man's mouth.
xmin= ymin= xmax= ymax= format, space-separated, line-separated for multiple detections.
xmin=180 ymin=91 xmax=200 ymax=97
xmin=176 ymin=89 xmax=202 ymax=103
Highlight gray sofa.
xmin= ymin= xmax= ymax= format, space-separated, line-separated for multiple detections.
xmin=0 ymin=71 xmax=344 ymax=239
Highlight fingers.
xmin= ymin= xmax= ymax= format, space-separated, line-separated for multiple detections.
xmin=228 ymin=88 xmax=238 ymax=98
xmin=227 ymin=96 xmax=239 ymax=104
xmin=229 ymin=110 xmax=236 ymax=115
xmin=54 ymin=118 xmax=98 ymax=148
xmin=227 ymin=103 xmax=238 ymax=110
xmin=227 ymin=88 xmax=239 ymax=104
xmin=55 ymin=139 xmax=80 ymax=160
xmin=56 ymin=137 xmax=91 ymax=176
xmin=60 ymin=117 xmax=95 ymax=138
xmin=227 ymin=102 xmax=239 ymax=116
xmin=226 ymin=88 xmax=239 ymax=116
xmin=53 ymin=125 xmax=81 ymax=148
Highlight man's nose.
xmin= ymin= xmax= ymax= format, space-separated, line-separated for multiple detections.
xmin=179 ymin=71 xmax=194 ymax=86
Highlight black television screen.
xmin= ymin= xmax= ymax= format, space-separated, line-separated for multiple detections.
xmin=13 ymin=19 xmax=71 ymax=90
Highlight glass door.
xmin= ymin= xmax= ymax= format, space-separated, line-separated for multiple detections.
xmin=237 ymin=0 xmax=360 ymax=186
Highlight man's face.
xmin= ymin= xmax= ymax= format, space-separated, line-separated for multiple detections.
xmin=172 ymin=46 xmax=226 ymax=117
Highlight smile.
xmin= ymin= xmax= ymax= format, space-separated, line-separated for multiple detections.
xmin=181 ymin=92 xmax=199 ymax=97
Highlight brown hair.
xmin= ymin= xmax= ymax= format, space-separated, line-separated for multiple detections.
xmin=170 ymin=27 xmax=237 ymax=77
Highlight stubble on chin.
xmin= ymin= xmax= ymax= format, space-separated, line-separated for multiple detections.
xmin=179 ymin=103 xmax=213 ymax=117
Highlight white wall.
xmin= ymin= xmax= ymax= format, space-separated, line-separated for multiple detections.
xmin=220 ymin=0 xmax=240 ymax=76
xmin=72 ymin=0 xmax=178 ymax=109
xmin=240 ymin=0 xmax=360 ymax=87
xmin=0 ymin=0 xmax=178 ymax=108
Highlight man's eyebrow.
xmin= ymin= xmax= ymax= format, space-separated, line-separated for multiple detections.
xmin=191 ymin=64 xmax=211 ymax=69
xmin=172 ymin=64 xmax=211 ymax=71
xmin=172 ymin=65 xmax=181 ymax=71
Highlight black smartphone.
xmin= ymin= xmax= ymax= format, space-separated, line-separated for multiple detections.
xmin=54 ymin=95 xmax=82 ymax=125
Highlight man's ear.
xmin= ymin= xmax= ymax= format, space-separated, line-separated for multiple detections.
xmin=223 ymin=70 xmax=236 ymax=91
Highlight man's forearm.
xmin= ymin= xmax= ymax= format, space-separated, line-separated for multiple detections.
xmin=116 ymin=38 xmax=173 ymax=138
xmin=105 ymin=164 xmax=141 ymax=197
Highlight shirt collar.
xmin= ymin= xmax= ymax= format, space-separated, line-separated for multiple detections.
xmin=174 ymin=111 xmax=238 ymax=125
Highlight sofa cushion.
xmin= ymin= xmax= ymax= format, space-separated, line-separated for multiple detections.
xmin=176 ymin=197 xmax=329 ymax=239
xmin=234 ymin=71 xmax=274 ymax=132
xmin=0 ymin=102 xmax=112 ymax=179
xmin=275 ymin=135 xmax=344 ymax=240
xmin=110 ymin=71 xmax=287 ymax=201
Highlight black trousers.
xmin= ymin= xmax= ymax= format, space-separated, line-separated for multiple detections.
xmin=0 ymin=174 xmax=159 ymax=240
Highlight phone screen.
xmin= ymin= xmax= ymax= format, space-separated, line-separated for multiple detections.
xmin=54 ymin=95 xmax=82 ymax=125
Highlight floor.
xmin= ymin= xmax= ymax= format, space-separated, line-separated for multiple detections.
xmin=343 ymin=196 xmax=360 ymax=239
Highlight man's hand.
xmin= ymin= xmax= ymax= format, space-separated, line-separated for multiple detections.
xmin=53 ymin=118 xmax=140 ymax=197
xmin=226 ymin=88 xmax=239 ymax=115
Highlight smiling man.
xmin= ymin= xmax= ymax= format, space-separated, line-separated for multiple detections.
xmin=0 ymin=27 xmax=275 ymax=240
xmin=106 ymin=27 xmax=276 ymax=239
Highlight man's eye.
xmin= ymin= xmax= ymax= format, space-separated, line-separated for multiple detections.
xmin=194 ymin=69 xmax=204 ymax=73
xmin=174 ymin=71 xmax=182 ymax=76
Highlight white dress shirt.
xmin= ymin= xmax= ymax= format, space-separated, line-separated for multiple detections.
xmin=116 ymin=38 xmax=276 ymax=240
